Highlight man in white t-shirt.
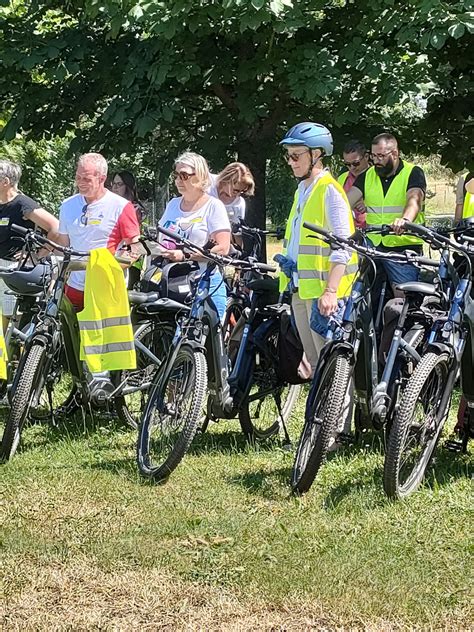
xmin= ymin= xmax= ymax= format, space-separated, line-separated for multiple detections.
xmin=54 ymin=153 xmax=140 ymax=311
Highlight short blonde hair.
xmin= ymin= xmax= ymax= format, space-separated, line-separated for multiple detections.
xmin=78 ymin=153 xmax=108 ymax=177
xmin=175 ymin=152 xmax=210 ymax=191
xmin=216 ymin=162 xmax=255 ymax=197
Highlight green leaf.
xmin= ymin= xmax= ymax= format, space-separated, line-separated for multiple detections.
xmin=448 ymin=23 xmax=465 ymax=39
xmin=134 ymin=114 xmax=157 ymax=137
xmin=430 ymin=32 xmax=446 ymax=49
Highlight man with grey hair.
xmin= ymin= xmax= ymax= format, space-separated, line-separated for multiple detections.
xmin=0 ymin=158 xmax=59 ymax=318
xmin=54 ymin=152 xmax=140 ymax=311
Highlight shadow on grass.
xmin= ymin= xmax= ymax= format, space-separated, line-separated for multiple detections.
xmin=227 ymin=466 xmax=293 ymax=500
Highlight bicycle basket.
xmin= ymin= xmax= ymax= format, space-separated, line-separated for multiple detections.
xmin=141 ymin=259 xmax=198 ymax=304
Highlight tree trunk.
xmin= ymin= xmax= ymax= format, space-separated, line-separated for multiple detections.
xmin=237 ymin=145 xmax=266 ymax=230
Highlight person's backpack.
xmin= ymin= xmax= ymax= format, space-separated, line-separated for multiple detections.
xmin=276 ymin=310 xmax=311 ymax=385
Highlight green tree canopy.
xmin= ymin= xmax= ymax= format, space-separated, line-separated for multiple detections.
xmin=0 ymin=0 xmax=472 ymax=224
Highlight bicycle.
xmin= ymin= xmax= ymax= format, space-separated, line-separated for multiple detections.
xmin=291 ymin=222 xmax=447 ymax=494
xmin=0 ymin=226 xmax=185 ymax=461
xmin=137 ymin=226 xmax=301 ymax=482
xmin=383 ymin=220 xmax=474 ymax=498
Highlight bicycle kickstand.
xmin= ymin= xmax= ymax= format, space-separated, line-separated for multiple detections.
xmin=275 ymin=392 xmax=292 ymax=450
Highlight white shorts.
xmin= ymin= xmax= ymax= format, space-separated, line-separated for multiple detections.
xmin=0 ymin=259 xmax=18 ymax=317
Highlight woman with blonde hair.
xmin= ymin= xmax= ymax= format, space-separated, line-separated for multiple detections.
xmin=158 ymin=151 xmax=231 ymax=320
xmin=209 ymin=163 xmax=255 ymax=248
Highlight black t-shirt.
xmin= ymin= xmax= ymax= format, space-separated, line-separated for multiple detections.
xmin=0 ymin=193 xmax=38 ymax=259
xmin=353 ymin=160 xmax=427 ymax=198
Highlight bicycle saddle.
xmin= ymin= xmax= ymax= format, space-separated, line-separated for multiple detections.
xmin=395 ymin=282 xmax=438 ymax=296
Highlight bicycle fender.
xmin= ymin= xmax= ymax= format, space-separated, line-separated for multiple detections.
xmin=424 ymin=342 xmax=451 ymax=356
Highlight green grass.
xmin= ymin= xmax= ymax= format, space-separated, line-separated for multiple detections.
xmin=0 ymin=399 xmax=472 ymax=630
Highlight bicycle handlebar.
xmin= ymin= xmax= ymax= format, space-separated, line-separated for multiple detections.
xmin=11 ymin=224 xmax=90 ymax=258
xmin=151 ymin=225 xmax=276 ymax=274
xmin=236 ymin=219 xmax=285 ymax=240
xmin=302 ymin=222 xmax=439 ymax=268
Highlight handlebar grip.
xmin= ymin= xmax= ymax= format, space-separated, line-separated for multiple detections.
xmin=303 ymin=222 xmax=329 ymax=238
xmin=11 ymin=224 xmax=29 ymax=236
xmin=363 ymin=224 xmax=391 ymax=234
xmin=417 ymin=256 xmax=440 ymax=268
xmin=255 ymin=263 xmax=276 ymax=273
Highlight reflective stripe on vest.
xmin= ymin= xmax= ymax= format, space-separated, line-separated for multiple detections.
xmin=0 ymin=308 xmax=7 ymax=380
xmin=462 ymin=192 xmax=474 ymax=219
xmin=364 ymin=162 xmax=425 ymax=247
xmin=78 ymin=248 xmax=136 ymax=373
xmin=279 ymin=173 xmax=358 ymax=299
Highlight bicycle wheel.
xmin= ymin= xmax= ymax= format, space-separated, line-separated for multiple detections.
xmin=383 ymin=352 xmax=450 ymax=499
xmin=239 ymin=322 xmax=301 ymax=441
xmin=291 ymin=353 xmax=352 ymax=494
xmin=114 ymin=321 xmax=175 ymax=429
xmin=0 ymin=343 xmax=46 ymax=461
xmin=137 ymin=345 xmax=207 ymax=481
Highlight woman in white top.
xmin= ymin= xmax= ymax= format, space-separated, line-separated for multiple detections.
xmin=159 ymin=152 xmax=231 ymax=320
xmin=209 ymin=162 xmax=255 ymax=247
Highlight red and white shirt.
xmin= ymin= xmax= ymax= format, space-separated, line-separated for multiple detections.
xmin=59 ymin=190 xmax=139 ymax=290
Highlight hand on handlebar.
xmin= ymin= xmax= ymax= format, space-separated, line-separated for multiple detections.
xmin=392 ymin=217 xmax=409 ymax=235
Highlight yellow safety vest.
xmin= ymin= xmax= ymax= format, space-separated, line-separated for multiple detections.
xmin=462 ymin=192 xmax=474 ymax=219
xmin=279 ymin=173 xmax=358 ymax=300
xmin=0 ymin=309 xmax=7 ymax=380
xmin=78 ymin=248 xmax=136 ymax=372
xmin=364 ymin=162 xmax=425 ymax=247
xmin=337 ymin=171 xmax=349 ymax=187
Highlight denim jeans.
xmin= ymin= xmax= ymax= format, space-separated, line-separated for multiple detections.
xmin=310 ymin=298 xmax=347 ymax=338
xmin=207 ymin=270 xmax=227 ymax=322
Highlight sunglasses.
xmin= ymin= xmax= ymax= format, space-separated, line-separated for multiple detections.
xmin=286 ymin=149 xmax=309 ymax=163
xmin=174 ymin=170 xmax=195 ymax=182
xmin=80 ymin=203 xmax=89 ymax=226
xmin=343 ymin=160 xmax=362 ymax=168
xmin=370 ymin=150 xmax=394 ymax=160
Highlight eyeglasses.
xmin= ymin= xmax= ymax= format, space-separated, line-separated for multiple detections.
xmin=80 ymin=203 xmax=89 ymax=226
xmin=343 ymin=160 xmax=362 ymax=168
xmin=174 ymin=171 xmax=195 ymax=181
xmin=232 ymin=185 xmax=250 ymax=196
xmin=370 ymin=150 xmax=394 ymax=161
xmin=286 ymin=149 xmax=309 ymax=163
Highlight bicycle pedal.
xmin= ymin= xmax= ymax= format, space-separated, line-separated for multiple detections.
xmin=444 ymin=438 xmax=464 ymax=453
xmin=337 ymin=432 xmax=355 ymax=445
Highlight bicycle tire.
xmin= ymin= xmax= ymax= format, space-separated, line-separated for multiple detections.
xmin=137 ymin=345 xmax=207 ymax=482
xmin=291 ymin=353 xmax=352 ymax=494
xmin=238 ymin=320 xmax=300 ymax=441
xmin=0 ymin=343 xmax=46 ymax=461
xmin=383 ymin=351 xmax=450 ymax=499
xmin=223 ymin=298 xmax=245 ymax=347
xmin=114 ymin=321 xmax=175 ymax=429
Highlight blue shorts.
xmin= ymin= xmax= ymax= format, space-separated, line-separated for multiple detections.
xmin=310 ymin=298 xmax=347 ymax=338
xmin=367 ymin=239 xmax=420 ymax=286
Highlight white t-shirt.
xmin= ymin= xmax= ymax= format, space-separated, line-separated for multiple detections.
xmin=159 ymin=195 xmax=231 ymax=270
xmin=59 ymin=189 xmax=139 ymax=290
xmin=208 ymin=174 xmax=246 ymax=226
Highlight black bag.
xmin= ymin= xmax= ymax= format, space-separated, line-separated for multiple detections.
xmin=141 ymin=259 xmax=198 ymax=304
xmin=276 ymin=310 xmax=311 ymax=385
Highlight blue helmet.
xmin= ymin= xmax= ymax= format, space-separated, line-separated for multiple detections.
xmin=280 ymin=122 xmax=333 ymax=156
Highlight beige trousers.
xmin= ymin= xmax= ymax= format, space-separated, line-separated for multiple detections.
xmin=292 ymin=293 xmax=325 ymax=373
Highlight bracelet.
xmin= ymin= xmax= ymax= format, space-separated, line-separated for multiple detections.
xmin=324 ymin=287 xmax=337 ymax=294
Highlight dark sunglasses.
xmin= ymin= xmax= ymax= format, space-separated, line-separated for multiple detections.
xmin=174 ymin=170 xmax=195 ymax=182
xmin=343 ymin=159 xmax=362 ymax=168
xmin=80 ymin=203 xmax=89 ymax=226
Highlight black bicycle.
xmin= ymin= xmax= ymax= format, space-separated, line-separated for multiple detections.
xmin=0 ymin=226 xmax=184 ymax=461
xmin=291 ymin=222 xmax=447 ymax=494
xmin=137 ymin=226 xmax=300 ymax=482
xmin=383 ymin=220 xmax=474 ymax=498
